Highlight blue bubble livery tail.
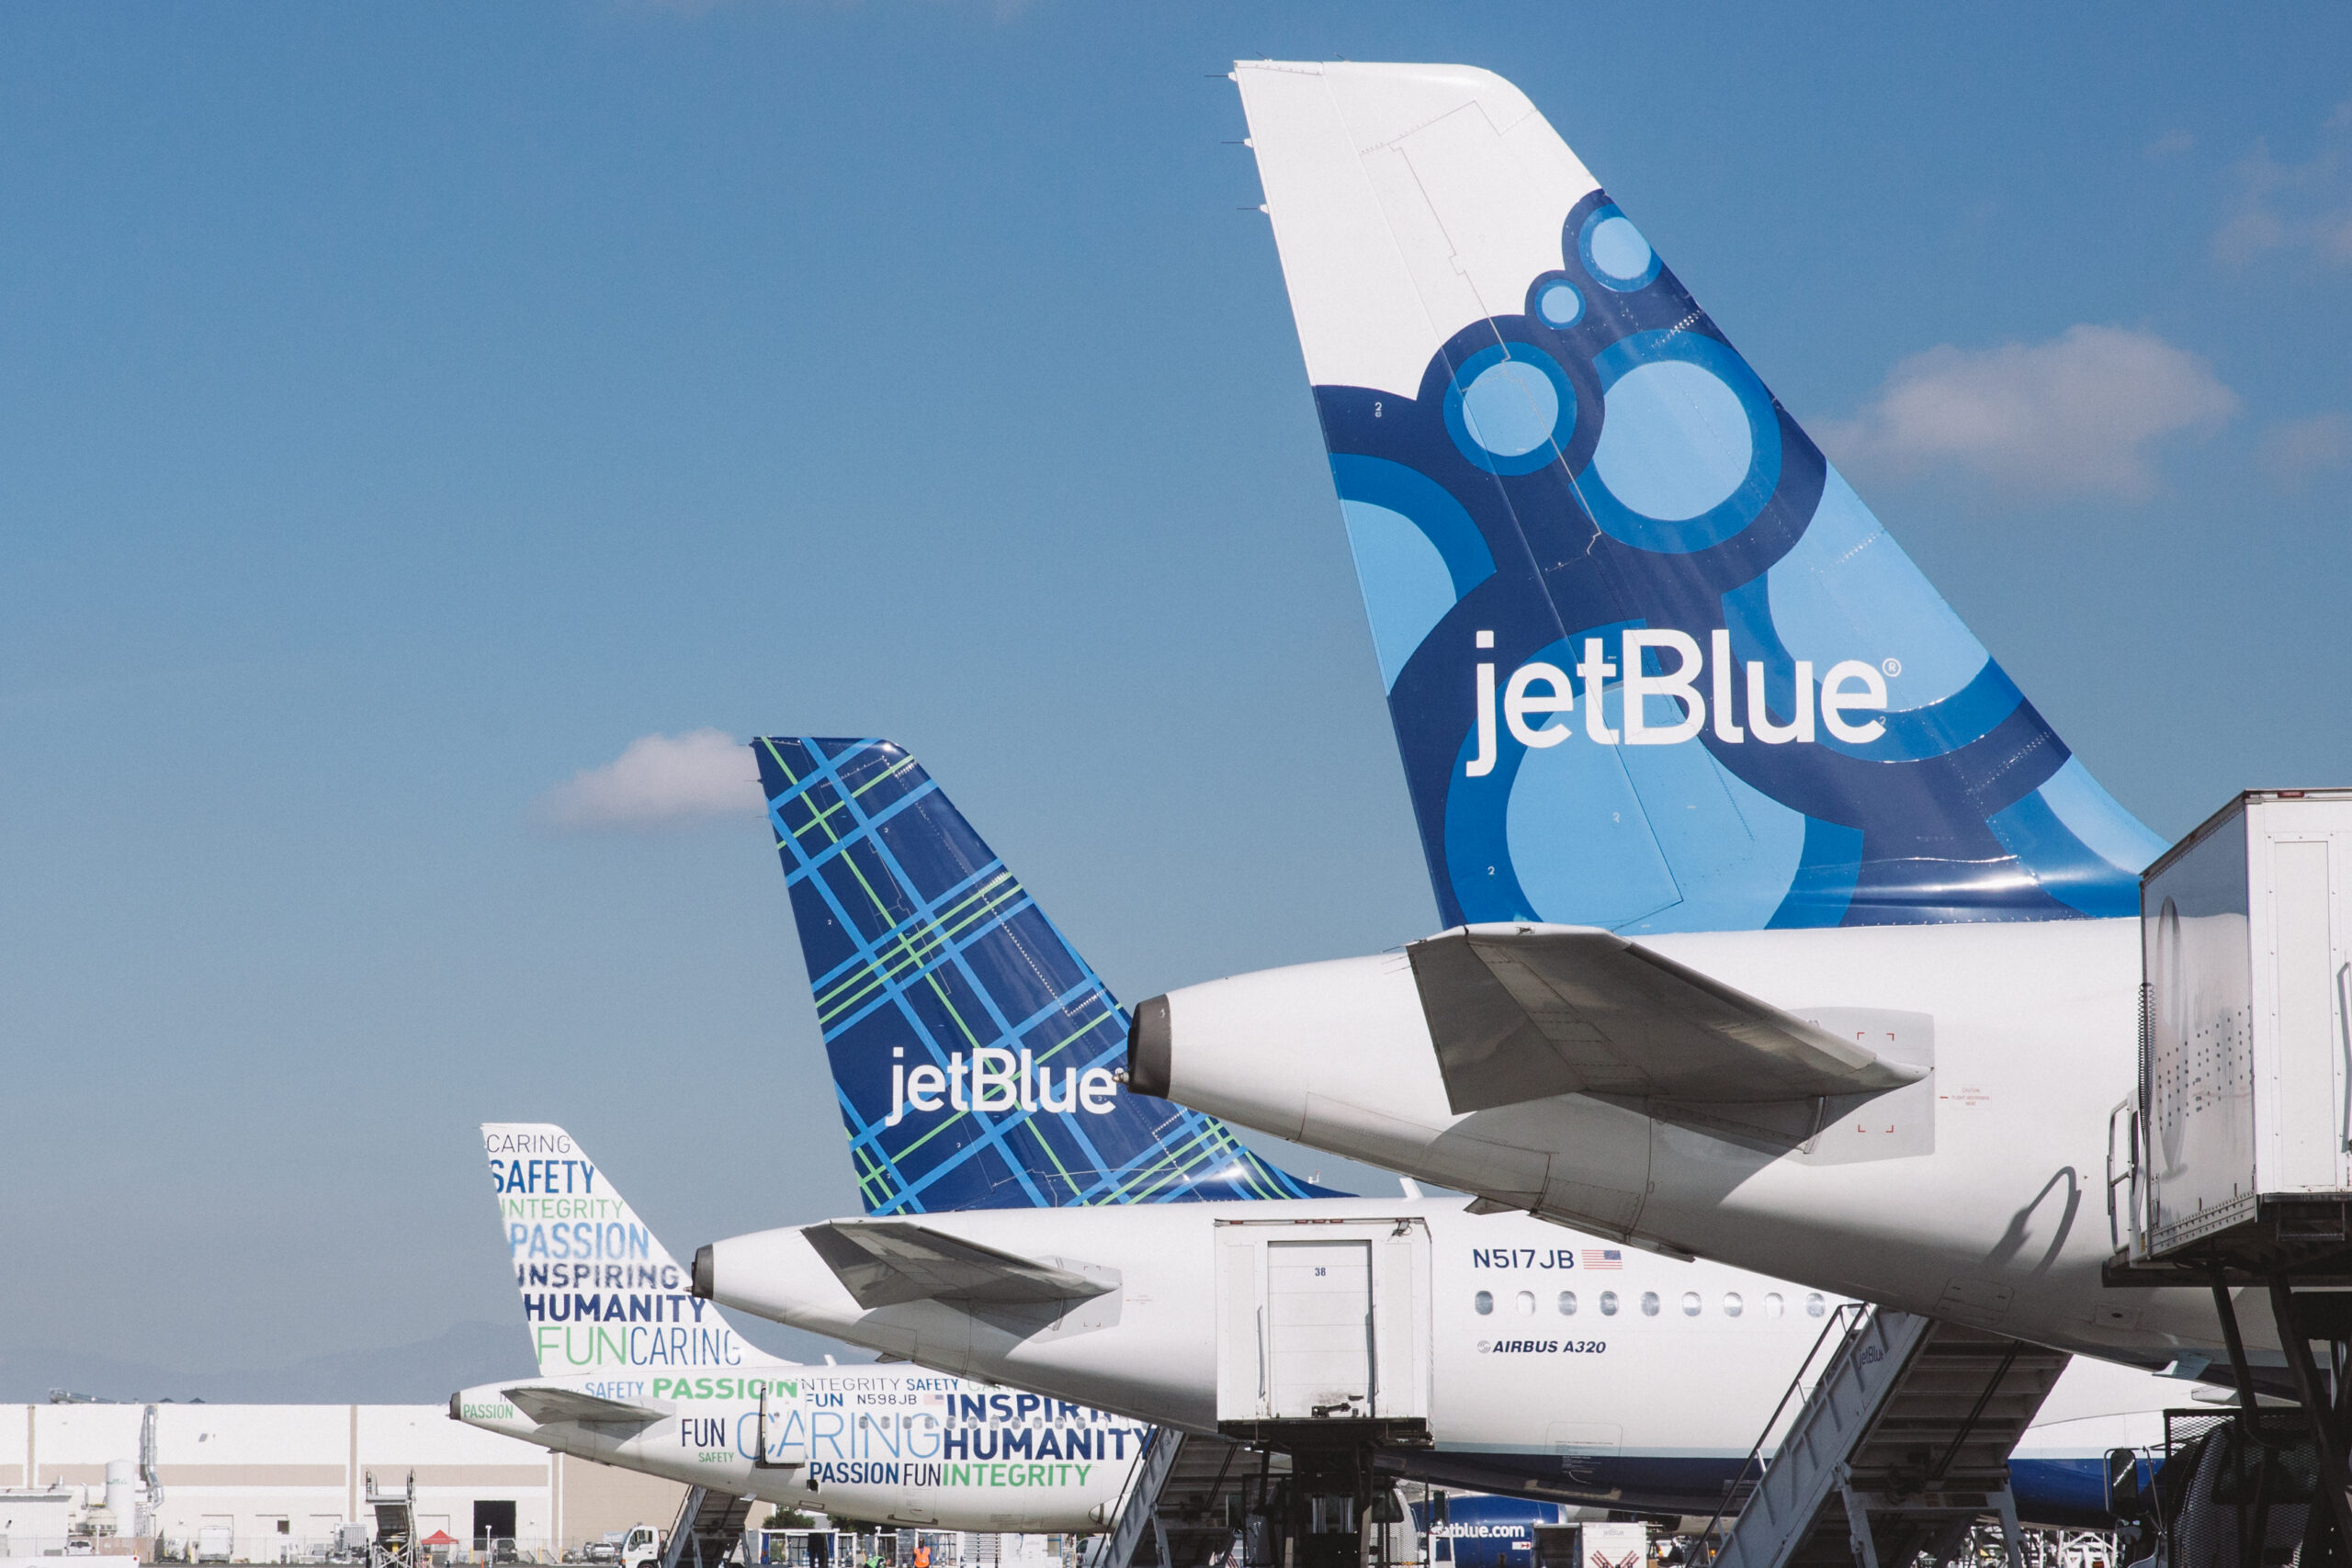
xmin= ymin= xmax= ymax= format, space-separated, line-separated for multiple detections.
xmin=754 ymin=737 xmax=1328 ymax=1213
xmin=1236 ymin=61 xmax=2168 ymax=931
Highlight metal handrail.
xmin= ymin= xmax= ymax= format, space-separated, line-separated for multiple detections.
xmin=1694 ymin=1301 xmax=1871 ymax=1564
xmin=1088 ymin=1428 xmax=1172 ymax=1568
xmin=2106 ymin=1095 xmax=2140 ymax=1254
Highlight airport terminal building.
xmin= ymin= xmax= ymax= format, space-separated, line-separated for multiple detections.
xmin=2 ymin=1403 xmax=691 ymax=1562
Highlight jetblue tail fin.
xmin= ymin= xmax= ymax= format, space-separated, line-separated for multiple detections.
xmin=753 ymin=738 xmax=1328 ymax=1212
xmin=1237 ymin=61 xmax=2166 ymax=930
xmin=481 ymin=1122 xmax=785 ymax=1377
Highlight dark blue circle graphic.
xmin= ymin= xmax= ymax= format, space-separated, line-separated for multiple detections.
xmin=1442 ymin=343 xmax=1579 ymax=476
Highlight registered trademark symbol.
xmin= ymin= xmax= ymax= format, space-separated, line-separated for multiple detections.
xmin=1882 ymin=658 xmax=1902 ymax=677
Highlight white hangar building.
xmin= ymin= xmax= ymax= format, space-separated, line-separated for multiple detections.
xmin=2 ymin=1403 xmax=690 ymax=1562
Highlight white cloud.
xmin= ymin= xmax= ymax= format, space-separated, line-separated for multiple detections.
xmin=538 ymin=728 xmax=762 ymax=830
xmin=2213 ymin=107 xmax=2352 ymax=269
xmin=2144 ymin=130 xmax=2195 ymax=160
xmin=1819 ymin=324 xmax=2237 ymax=500
xmin=2259 ymin=412 xmax=2352 ymax=492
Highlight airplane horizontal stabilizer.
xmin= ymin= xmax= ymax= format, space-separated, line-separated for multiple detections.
xmin=502 ymin=1385 xmax=664 ymax=1427
xmin=1408 ymin=923 xmax=1924 ymax=1114
xmin=803 ymin=1221 xmax=1117 ymax=1310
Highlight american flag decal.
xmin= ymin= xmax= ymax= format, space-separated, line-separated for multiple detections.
xmin=1582 ymin=1248 xmax=1623 ymax=1269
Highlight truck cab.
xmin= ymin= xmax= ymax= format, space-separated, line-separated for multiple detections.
xmin=620 ymin=1525 xmax=664 ymax=1568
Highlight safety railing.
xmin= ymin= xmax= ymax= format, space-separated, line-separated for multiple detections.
xmin=1691 ymin=1300 xmax=1871 ymax=1564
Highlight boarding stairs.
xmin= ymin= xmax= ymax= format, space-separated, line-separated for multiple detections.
xmin=1705 ymin=1307 xmax=2070 ymax=1568
xmin=661 ymin=1486 xmax=757 ymax=1568
xmin=364 ymin=1472 xmax=417 ymax=1568
xmin=1096 ymin=1433 xmax=1260 ymax=1568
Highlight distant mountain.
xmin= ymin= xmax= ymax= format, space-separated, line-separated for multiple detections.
xmin=0 ymin=1321 xmax=524 ymax=1404
xmin=0 ymin=1319 xmax=872 ymax=1405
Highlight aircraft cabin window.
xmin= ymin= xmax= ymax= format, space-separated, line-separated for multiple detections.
xmin=1599 ymin=1291 xmax=1619 ymax=1316
xmin=1475 ymin=1291 xmax=1494 ymax=1316
xmin=1515 ymin=1292 xmax=1535 ymax=1316
xmin=1805 ymin=1293 xmax=1826 ymax=1317
xmin=1723 ymin=1292 xmax=1744 ymax=1317
xmin=1764 ymin=1293 xmax=1784 ymax=1318
xmin=1557 ymin=1292 xmax=1577 ymax=1315
xmin=1680 ymin=1292 xmax=1702 ymax=1316
xmin=1639 ymin=1292 xmax=1660 ymax=1317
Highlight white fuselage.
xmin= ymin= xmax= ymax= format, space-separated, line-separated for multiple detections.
xmin=1153 ymin=919 xmax=2261 ymax=1373
xmin=455 ymin=1366 xmax=1142 ymax=1531
xmin=699 ymin=1194 xmax=2187 ymax=1519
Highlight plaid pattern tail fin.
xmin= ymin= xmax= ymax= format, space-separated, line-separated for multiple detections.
xmin=754 ymin=737 xmax=1332 ymax=1213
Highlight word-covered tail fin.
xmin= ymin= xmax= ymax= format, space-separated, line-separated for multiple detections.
xmin=1236 ymin=61 xmax=2165 ymax=930
xmin=480 ymin=1122 xmax=783 ymax=1377
xmin=753 ymin=738 xmax=1329 ymax=1212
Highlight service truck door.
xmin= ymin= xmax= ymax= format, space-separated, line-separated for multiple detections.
xmin=1216 ymin=1217 xmax=1430 ymax=1438
xmin=1266 ymin=1239 xmax=1373 ymax=1418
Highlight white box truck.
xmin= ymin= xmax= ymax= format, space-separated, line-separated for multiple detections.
xmin=2133 ymin=789 xmax=2352 ymax=1262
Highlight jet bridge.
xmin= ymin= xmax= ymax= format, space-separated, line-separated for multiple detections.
xmin=1701 ymin=1307 xmax=2067 ymax=1568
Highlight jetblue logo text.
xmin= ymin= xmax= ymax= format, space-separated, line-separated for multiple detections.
xmin=1467 ymin=628 xmax=1892 ymax=776
xmin=886 ymin=1046 xmax=1121 ymax=1128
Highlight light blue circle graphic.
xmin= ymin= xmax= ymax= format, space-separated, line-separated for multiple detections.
xmin=1536 ymin=279 xmax=1584 ymax=328
xmin=1461 ymin=361 xmax=1559 ymax=457
xmin=1763 ymin=465 xmax=1991 ymax=711
xmin=1588 ymin=219 xmax=1652 ymax=280
xmin=1574 ymin=330 xmax=1781 ymax=553
xmin=1577 ymin=206 xmax=1661 ymax=292
xmin=1590 ymin=360 xmax=1753 ymax=521
xmin=1442 ymin=344 xmax=1578 ymax=476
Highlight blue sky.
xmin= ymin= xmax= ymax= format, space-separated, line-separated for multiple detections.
xmin=4 ymin=2 xmax=2348 ymax=1375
